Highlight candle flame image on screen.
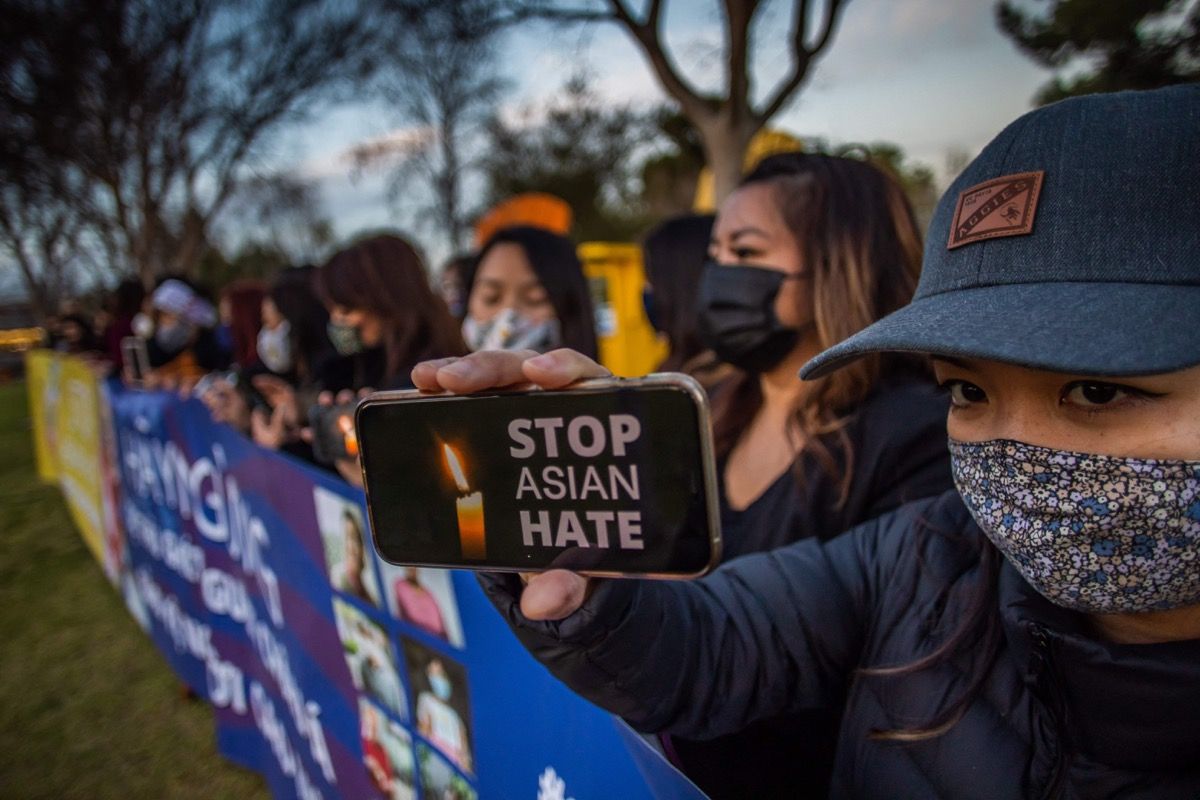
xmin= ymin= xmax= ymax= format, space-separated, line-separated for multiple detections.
xmin=443 ymin=443 xmax=470 ymax=493
xmin=442 ymin=442 xmax=486 ymax=559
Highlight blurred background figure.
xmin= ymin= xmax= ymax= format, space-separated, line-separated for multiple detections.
xmin=640 ymin=213 xmax=715 ymax=373
xmin=314 ymin=234 xmax=466 ymax=393
xmin=217 ymin=280 xmax=267 ymax=371
xmin=462 ymin=226 xmax=598 ymax=359
xmin=258 ymin=265 xmax=333 ymax=387
xmin=53 ymin=313 xmax=101 ymax=355
xmin=101 ymin=279 xmax=146 ymax=373
xmin=437 ymin=254 xmax=475 ymax=322
xmin=144 ymin=278 xmax=230 ymax=384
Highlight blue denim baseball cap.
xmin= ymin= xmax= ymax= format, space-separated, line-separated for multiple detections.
xmin=801 ymin=85 xmax=1200 ymax=380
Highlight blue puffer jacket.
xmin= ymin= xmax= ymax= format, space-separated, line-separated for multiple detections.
xmin=480 ymin=490 xmax=1200 ymax=799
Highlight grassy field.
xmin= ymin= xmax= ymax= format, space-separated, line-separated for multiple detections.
xmin=0 ymin=380 xmax=269 ymax=800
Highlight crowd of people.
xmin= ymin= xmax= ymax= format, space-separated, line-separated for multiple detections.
xmin=41 ymin=84 xmax=1200 ymax=798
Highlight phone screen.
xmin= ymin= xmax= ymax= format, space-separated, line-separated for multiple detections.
xmin=121 ymin=337 xmax=149 ymax=383
xmin=357 ymin=379 xmax=719 ymax=577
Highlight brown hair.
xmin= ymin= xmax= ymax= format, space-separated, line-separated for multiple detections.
xmin=315 ymin=234 xmax=467 ymax=383
xmin=221 ymin=279 xmax=266 ymax=368
xmin=710 ymin=153 xmax=924 ymax=504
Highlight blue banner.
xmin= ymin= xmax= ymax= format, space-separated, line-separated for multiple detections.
xmin=106 ymin=385 xmax=706 ymax=800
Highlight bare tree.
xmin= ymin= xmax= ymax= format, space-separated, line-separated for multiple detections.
xmin=1 ymin=0 xmax=378 ymax=291
xmin=222 ymin=174 xmax=335 ymax=265
xmin=351 ymin=0 xmax=505 ymax=255
xmin=504 ymin=0 xmax=850 ymax=203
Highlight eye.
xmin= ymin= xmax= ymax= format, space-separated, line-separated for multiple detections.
xmin=732 ymin=247 xmax=762 ymax=261
xmin=1060 ymin=380 xmax=1155 ymax=409
xmin=523 ymin=288 xmax=551 ymax=308
xmin=940 ymin=379 xmax=988 ymax=408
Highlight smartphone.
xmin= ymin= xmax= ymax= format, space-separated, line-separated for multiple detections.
xmin=121 ymin=336 xmax=150 ymax=386
xmin=356 ymin=374 xmax=721 ymax=579
xmin=309 ymin=402 xmax=360 ymax=465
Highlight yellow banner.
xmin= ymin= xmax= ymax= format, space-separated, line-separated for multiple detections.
xmin=25 ymin=350 xmax=108 ymax=567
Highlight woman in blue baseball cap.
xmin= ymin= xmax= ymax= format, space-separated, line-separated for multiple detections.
xmin=411 ymin=85 xmax=1200 ymax=797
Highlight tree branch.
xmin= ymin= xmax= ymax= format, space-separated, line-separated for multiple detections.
xmin=723 ymin=0 xmax=760 ymax=121
xmin=606 ymin=0 xmax=712 ymax=121
xmin=755 ymin=0 xmax=845 ymax=124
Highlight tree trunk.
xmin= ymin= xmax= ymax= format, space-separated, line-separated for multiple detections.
xmin=698 ymin=114 xmax=759 ymax=206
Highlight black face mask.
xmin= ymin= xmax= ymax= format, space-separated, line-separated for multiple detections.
xmin=697 ymin=262 xmax=803 ymax=373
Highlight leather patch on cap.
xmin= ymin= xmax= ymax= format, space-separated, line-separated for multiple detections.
xmin=947 ymin=170 xmax=1044 ymax=250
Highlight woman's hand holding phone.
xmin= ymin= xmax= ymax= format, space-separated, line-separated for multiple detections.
xmin=411 ymin=348 xmax=610 ymax=621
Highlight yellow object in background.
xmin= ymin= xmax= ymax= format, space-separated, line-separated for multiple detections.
xmin=24 ymin=350 xmax=107 ymax=565
xmin=578 ymin=242 xmax=667 ymax=378
xmin=692 ymin=128 xmax=805 ymax=212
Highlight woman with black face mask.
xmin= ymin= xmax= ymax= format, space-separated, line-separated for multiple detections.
xmin=663 ymin=152 xmax=954 ymax=797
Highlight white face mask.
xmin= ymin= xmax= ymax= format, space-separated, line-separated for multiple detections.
xmin=462 ymin=307 xmax=562 ymax=353
xmin=132 ymin=312 xmax=154 ymax=340
xmin=257 ymin=320 xmax=293 ymax=374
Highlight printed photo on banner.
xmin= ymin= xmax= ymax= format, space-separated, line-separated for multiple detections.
xmin=417 ymin=744 xmax=476 ymax=800
xmin=403 ymin=638 xmax=474 ymax=774
xmin=360 ymin=698 xmax=417 ymax=800
xmin=334 ymin=597 xmax=408 ymax=720
xmin=379 ymin=565 xmax=465 ymax=648
xmin=315 ymin=487 xmax=382 ymax=607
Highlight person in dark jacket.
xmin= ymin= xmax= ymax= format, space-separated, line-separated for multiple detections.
xmin=412 ymin=86 xmax=1200 ymax=798
xmin=650 ymin=153 xmax=950 ymax=797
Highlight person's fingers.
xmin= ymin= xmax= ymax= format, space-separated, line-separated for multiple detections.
xmin=412 ymin=357 xmax=462 ymax=391
xmin=519 ymin=570 xmax=591 ymax=621
xmin=435 ymin=350 xmax=537 ymax=394
xmin=357 ymin=387 xmax=374 ymax=399
xmin=335 ymin=389 xmax=355 ymax=405
xmin=299 ymin=427 xmax=314 ymax=443
xmin=522 ymin=348 xmax=612 ymax=389
xmin=317 ymin=391 xmax=333 ymax=406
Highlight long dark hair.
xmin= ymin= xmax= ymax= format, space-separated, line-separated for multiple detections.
xmin=860 ymin=518 xmax=1005 ymax=742
xmin=315 ymin=235 xmax=467 ymax=383
xmin=642 ymin=214 xmax=714 ymax=372
xmin=112 ymin=279 xmax=146 ymax=320
xmin=710 ymin=152 xmax=924 ymax=504
xmin=269 ymin=265 xmax=330 ymax=384
xmin=472 ymin=226 xmax=599 ymax=359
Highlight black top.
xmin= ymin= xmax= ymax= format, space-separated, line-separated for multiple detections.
xmin=671 ymin=370 xmax=954 ymax=798
xmin=316 ymin=347 xmax=416 ymax=394
xmin=716 ymin=370 xmax=951 ymax=561
xmin=480 ymin=490 xmax=1200 ymax=799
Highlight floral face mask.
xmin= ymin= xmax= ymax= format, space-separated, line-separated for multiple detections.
xmin=950 ymin=438 xmax=1200 ymax=614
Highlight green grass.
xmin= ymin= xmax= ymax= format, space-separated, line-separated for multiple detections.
xmin=0 ymin=381 xmax=269 ymax=800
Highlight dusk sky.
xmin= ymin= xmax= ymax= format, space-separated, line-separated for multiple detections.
xmin=264 ymin=0 xmax=1053 ymax=263
xmin=0 ymin=0 xmax=1058 ymax=299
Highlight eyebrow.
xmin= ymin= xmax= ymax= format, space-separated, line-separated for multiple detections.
xmin=728 ymin=226 xmax=770 ymax=241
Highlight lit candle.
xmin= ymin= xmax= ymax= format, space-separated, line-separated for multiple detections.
xmin=443 ymin=444 xmax=486 ymax=560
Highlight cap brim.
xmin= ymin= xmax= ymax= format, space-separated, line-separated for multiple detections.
xmin=801 ymin=283 xmax=1200 ymax=380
